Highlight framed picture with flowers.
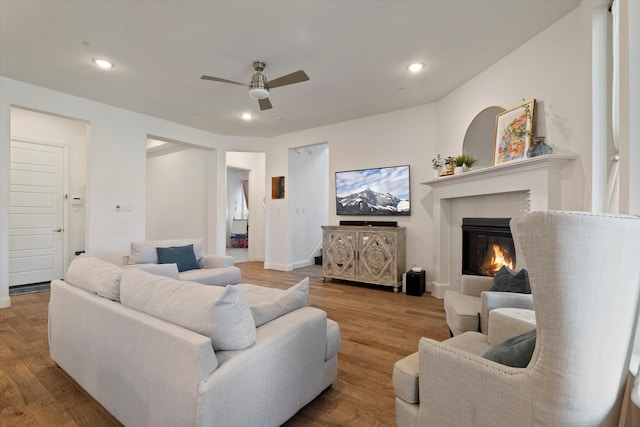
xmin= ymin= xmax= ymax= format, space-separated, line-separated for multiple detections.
xmin=493 ymin=99 xmax=535 ymax=165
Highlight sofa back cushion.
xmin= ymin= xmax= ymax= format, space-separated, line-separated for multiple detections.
xmin=128 ymin=239 xmax=205 ymax=265
xmin=122 ymin=263 xmax=180 ymax=279
xmin=65 ymin=255 xmax=123 ymax=301
xmin=120 ymin=268 xmax=256 ymax=351
xmin=234 ymin=277 xmax=309 ymax=327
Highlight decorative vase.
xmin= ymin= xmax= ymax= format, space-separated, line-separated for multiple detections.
xmin=454 ymin=166 xmax=464 ymax=175
xmin=527 ymin=136 xmax=553 ymax=158
xmin=433 ymin=168 xmax=441 ymax=179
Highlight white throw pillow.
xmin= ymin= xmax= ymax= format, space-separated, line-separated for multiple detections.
xmin=120 ymin=268 xmax=256 ymax=351
xmin=234 ymin=277 xmax=309 ymax=327
xmin=65 ymin=255 xmax=123 ymax=301
xmin=128 ymin=239 xmax=205 ymax=265
xmin=122 ymin=263 xmax=180 ymax=279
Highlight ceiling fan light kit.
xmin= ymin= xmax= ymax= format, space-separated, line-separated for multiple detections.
xmin=201 ymin=60 xmax=309 ymax=111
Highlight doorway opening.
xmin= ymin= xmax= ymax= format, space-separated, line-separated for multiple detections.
xmin=227 ymin=166 xmax=250 ymax=263
xmin=225 ymin=152 xmax=266 ymax=264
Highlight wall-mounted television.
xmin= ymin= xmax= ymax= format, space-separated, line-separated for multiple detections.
xmin=335 ymin=165 xmax=410 ymax=216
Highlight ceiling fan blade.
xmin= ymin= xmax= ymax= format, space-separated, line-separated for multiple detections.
xmin=267 ymin=70 xmax=309 ymax=89
xmin=200 ymin=75 xmax=245 ymax=86
xmin=258 ymin=98 xmax=273 ymax=111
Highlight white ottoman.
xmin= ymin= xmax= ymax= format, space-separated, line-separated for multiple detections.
xmin=488 ymin=307 xmax=536 ymax=345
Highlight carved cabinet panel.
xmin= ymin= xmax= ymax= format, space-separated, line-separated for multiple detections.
xmin=321 ymin=226 xmax=406 ymax=291
xmin=322 ymin=228 xmax=357 ymax=280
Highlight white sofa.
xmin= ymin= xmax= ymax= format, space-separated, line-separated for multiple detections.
xmin=124 ymin=238 xmax=242 ymax=286
xmin=50 ymin=256 xmax=340 ymax=427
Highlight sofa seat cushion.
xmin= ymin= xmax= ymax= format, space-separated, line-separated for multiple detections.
xmin=120 ymin=268 xmax=255 ymax=351
xmin=128 ymin=239 xmax=205 ymax=265
xmin=443 ymin=290 xmax=481 ymax=335
xmin=233 ymin=278 xmax=309 ymax=326
xmin=393 ymin=352 xmax=420 ymax=404
xmin=65 ymin=255 xmax=122 ymax=301
xmin=180 ymin=265 xmax=241 ymax=286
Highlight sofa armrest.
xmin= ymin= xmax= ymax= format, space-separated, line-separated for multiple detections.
xmin=196 ymin=307 xmax=331 ymax=426
xmin=479 ymin=291 xmax=534 ymax=334
xmin=460 ymin=275 xmax=494 ymax=297
xmin=200 ymin=255 xmax=235 ymax=268
xmin=49 ymin=280 xmax=218 ymax=426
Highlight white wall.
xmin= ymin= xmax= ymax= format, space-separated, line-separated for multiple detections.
xmin=268 ymin=104 xmax=437 ymax=272
xmin=264 ymin=3 xmax=597 ymax=279
xmin=436 ymin=1 xmax=593 ymax=212
xmin=146 ymin=147 xmax=215 ymax=245
xmin=0 ymin=77 xmax=267 ymax=307
xmin=288 ymin=143 xmax=329 ymax=269
xmin=10 ymin=107 xmax=88 ymax=267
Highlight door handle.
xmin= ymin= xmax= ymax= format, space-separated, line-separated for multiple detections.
xmin=53 ymin=228 xmax=63 ymax=232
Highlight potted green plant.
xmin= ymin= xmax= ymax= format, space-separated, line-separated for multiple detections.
xmin=456 ymin=153 xmax=478 ymax=171
xmin=431 ymin=154 xmax=443 ymax=178
xmin=444 ymin=156 xmax=457 ymax=175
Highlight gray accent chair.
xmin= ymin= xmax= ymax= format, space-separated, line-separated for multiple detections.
xmin=394 ymin=211 xmax=640 ymax=426
xmin=444 ymin=274 xmax=534 ymax=336
xmin=443 ymin=217 xmax=534 ymax=336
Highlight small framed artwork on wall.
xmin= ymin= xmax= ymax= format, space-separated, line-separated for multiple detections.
xmin=493 ymin=99 xmax=535 ymax=165
xmin=272 ymin=176 xmax=285 ymax=199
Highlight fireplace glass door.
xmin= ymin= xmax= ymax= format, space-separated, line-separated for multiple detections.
xmin=462 ymin=218 xmax=515 ymax=277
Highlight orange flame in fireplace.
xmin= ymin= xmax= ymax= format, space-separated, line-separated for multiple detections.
xmin=482 ymin=244 xmax=515 ymax=276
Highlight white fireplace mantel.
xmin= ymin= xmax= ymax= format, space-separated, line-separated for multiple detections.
xmin=422 ymin=154 xmax=576 ymax=298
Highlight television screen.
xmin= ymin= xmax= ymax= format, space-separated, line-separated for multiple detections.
xmin=335 ymin=165 xmax=410 ymax=216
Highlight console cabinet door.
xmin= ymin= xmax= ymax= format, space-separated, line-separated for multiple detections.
xmin=322 ymin=228 xmax=357 ymax=280
xmin=357 ymin=230 xmax=396 ymax=285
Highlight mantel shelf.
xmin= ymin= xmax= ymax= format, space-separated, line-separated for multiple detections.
xmin=421 ymin=154 xmax=576 ymax=188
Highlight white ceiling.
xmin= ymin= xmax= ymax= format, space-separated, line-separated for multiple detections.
xmin=0 ymin=0 xmax=580 ymax=138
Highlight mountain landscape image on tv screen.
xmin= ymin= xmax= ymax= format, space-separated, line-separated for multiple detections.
xmin=335 ymin=165 xmax=410 ymax=216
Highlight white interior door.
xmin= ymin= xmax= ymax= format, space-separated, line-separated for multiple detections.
xmin=9 ymin=140 xmax=65 ymax=286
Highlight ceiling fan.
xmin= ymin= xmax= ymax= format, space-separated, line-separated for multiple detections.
xmin=201 ymin=60 xmax=309 ymax=111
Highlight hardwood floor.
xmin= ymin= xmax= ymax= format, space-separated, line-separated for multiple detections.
xmin=0 ymin=262 xmax=449 ymax=426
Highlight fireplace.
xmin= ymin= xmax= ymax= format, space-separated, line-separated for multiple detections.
xmin=462 ymin=218 xmax=515 ymax=277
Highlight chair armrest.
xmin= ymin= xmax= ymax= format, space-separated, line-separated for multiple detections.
xmin=479 ymin=291 xmax=534 ymax=334
xmin=200 ymin=255 xmax=235 ymax=269
xmin=460 ymin=275 xmax=494 ymax=297
xmin=418 ymin=337 xmax=532 ymax=426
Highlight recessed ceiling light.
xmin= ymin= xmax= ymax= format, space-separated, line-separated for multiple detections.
xmin=92 ymin=58 xmax=114 ymax=69
xmin=407 ymin=62 xmax=424 ymax=73
xmin=241 ymin=113 xmax=253 ymax=120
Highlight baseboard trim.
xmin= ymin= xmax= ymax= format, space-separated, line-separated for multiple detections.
xmin=0 ymin=295 xmax=11 ymax=308
xmin=263 ymin=263 xmax=292 ymax=272
xmin=430 ymin=281 xmax=449 ymax=299
xmin=292 ymin=259 xmax=314 ymax=270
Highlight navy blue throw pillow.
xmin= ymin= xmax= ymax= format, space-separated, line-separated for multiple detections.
xmin=489 ymin=266 xmax=531 ymax=294
xmin=482 ymin=328 xmax=536 ymax=368
xmin=156 ymin=244 xmax=201 ymax=273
